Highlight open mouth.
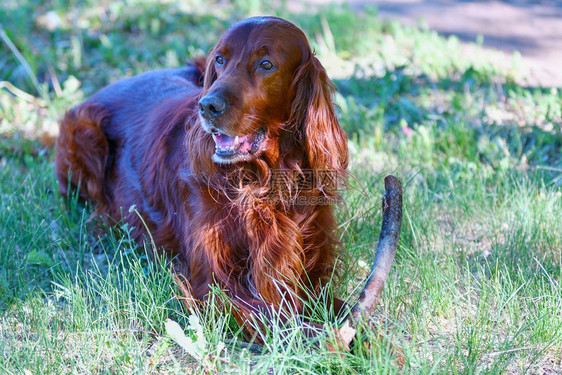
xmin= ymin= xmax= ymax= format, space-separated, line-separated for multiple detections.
xmin=211 ymin=128 xmax=266 ymax=162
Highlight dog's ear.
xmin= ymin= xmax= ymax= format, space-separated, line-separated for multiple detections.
xmin=287 ymin=54 xmax=348 ymax=173
xmin=202 ymin=49 xmax=218 ymax=91
xmin=189 ymin=56 xmax=207 ymax=87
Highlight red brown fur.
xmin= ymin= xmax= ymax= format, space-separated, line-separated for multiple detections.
xmin=55 ymin=16 xmax=348 ymax=337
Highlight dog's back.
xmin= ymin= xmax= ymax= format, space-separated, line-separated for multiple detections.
xmin=55 ymin=67 xmax=202 ymax=248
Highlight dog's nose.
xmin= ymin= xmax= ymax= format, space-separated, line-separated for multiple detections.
xmin=198 ymin=94 xmax=227 ymax=119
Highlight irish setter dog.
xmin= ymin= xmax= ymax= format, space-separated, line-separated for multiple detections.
xmin=56 ymin=16 xmax=348 ymax=338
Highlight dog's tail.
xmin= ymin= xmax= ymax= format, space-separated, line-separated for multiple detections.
xmin=55 ymin=102 xmax=111 ymax=210
xmin=181 ymin=56 xmax=207 ymax=87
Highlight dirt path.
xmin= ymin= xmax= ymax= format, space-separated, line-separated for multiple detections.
xmin=297 ymin=0 xmax=562 ymax=87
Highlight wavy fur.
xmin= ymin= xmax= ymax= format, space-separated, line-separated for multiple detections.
xmin=56 ymin=17 xmax=348 ymax=339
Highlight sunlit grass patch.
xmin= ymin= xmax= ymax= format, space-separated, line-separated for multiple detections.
xmin=1 ymin=0 xmax=561 ymax=373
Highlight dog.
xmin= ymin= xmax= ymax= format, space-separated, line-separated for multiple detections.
xmin=55 ymin=16 xmax=349 ymax=339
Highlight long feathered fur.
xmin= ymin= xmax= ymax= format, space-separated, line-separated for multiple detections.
xmin=55 ymin=17 xmax=348 ymax=340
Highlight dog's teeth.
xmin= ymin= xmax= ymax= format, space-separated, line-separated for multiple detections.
xmin=234 ymin=136 xmax=239 ymax=145
xmin=215 ymin=144 xmax=240 ymax=152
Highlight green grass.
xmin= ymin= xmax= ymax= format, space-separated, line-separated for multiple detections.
xmin=1 ymin=0 xmax=561 ymax=373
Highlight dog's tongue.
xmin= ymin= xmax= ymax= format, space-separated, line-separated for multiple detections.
xmin=213 ymin=133 xmax=237 ymax=148
xmin=212 ymin=133 xmax=253 ymax=154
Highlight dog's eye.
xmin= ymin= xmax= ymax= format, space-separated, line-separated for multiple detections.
xmin=259 ymin=60 xmax=275 ymax=70
xmin=215 ymin=56 xmax=225 ymax=66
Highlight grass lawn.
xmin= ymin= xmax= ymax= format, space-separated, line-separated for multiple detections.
xmin=1 ymin=1 xmax=561 ymax=373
